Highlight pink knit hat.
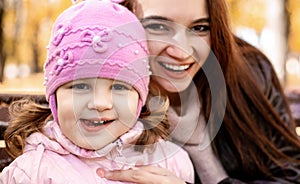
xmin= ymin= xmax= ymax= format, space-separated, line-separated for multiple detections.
xmin=44 ymin=0 xmax=150 ymax=122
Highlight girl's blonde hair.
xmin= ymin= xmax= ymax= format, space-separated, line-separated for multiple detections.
xmin=4 ymin=98 xmax=52 ymax=158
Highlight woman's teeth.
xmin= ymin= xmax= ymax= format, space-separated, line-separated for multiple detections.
xmin=160 ymin=62 xmax=190 ymax=72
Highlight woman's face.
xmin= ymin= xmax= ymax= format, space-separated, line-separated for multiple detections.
xmin=135 ymin=0 xmax=211 ymax=93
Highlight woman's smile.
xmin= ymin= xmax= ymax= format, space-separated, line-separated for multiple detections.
xmin=156 ymin=60 xmax=197 ymax=80
xmin=158 ymin=62 xmax=192 ymax=73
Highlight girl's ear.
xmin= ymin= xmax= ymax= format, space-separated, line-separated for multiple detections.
xmin=49 ymin=94 xmax=59 ymax=123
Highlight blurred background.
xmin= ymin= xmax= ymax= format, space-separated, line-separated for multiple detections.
xmin=0 ymin=0 xmax=299 ymax=93
xmin=0 ymin=0 xmax=299 ymax=168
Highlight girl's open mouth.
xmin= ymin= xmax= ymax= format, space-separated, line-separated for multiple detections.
xmin=80 ymin=119 xmax=114 ymax=132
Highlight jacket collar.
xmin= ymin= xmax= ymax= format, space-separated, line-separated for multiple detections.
xmin=25 ymin=120 xmax=144 ymax=159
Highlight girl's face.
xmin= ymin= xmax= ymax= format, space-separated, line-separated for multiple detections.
xmin=135 ymin=0 xmax=211 ymax=93
xmin=56 ymin=78 xmax=139 ymax=150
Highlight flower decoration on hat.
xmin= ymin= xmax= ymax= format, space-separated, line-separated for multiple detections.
xmin=53 ymin=23 xmax=72 ymax=46
xmin=53 ymin=50 xmax=74 ymax=75
xmin=81 ymin=29 xmax=113 ymax=53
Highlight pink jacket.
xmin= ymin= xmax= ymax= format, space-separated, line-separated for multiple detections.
xmin=0 ymin=121 xmax=194 ymax=183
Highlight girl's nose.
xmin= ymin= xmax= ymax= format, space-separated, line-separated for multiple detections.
xmin=88 ymin=91 xmax=113 ymax=111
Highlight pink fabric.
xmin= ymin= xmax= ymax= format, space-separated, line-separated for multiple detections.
xmin=72 ymin=0 xmax=125 ymax=4
xmin=0 ymin=120 xmax=194 ymax=183
xmin=44 ymin=0 xmax=150 ymax=122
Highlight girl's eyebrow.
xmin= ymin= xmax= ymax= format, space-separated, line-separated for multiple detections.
xmin=140 ymin=16 xmax=210 ymax=24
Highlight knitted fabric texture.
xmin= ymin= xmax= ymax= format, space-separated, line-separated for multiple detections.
xmin=44 ymin=0 xmax=150 ymax=121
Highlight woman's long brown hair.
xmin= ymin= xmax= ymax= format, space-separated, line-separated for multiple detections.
xmin=122 ymin=0 xmax=300 ymax=180
xmin=203 ymin=0 xmax=300 ymax=179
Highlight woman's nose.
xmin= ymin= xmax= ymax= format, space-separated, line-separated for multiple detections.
xmin=88 ymin=91 xmax=113 ymax=111
xmin=166 ymin=30 xmax=193 ymax=60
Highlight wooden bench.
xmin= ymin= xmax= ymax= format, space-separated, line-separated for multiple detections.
xmin=0 ymin=122 xmax=12 ymax=172
xmin=0 ymin=90 xmax=300 ymax=172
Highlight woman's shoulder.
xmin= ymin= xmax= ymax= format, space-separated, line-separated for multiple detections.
xmin=235 ymin=36 xmax=276 ymax=91
xmin=235 ymin=36 xmax=273 ymax=72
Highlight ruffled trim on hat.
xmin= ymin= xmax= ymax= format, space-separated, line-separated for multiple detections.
xmin=72 ymin=0 xmax=125 ymax=5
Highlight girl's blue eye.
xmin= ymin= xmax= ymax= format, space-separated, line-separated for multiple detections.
xmin=72 ymin=83 xmax=90 ymax=90
xmin=112 ymin=84 xmax=130 ymax=91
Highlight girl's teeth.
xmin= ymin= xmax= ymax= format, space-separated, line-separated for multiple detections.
xmin=93 ymin=120 xmax=104 ymax=124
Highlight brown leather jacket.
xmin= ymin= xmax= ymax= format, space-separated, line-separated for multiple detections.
xmin=215 ymin=38 xmax=300 ymax=184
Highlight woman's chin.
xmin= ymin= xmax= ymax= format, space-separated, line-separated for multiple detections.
xmin=153 ymin=76 xmax=192 ymax=93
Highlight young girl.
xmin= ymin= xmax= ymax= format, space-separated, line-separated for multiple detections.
xmin=0 ymin=0 xmax=194 ymax=183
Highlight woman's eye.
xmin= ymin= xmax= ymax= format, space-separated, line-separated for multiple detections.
xmin=143 ymin=23 xmax=170 ymax=34
xmin=72 ymin=83 xmax=90 ymax=90
xmin=112 ymin=84 xmax=130 ymax=91
xmin=189 ymin=25 xmax=210 ymax=35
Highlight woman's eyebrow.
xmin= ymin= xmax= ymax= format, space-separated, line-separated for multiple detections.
xmin=192 ymin=17 xmax=210 ymax=24
xmin=140 ymin=16 xmax=210 ymax=24
xmin=140 ymin=16 xmax=172 ymax=23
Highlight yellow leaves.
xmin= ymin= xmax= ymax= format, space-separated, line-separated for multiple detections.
xmin=228 ymin=0 xmax=300 ymax=53
xmin=3 ymin=0 xmax=72 ymax=69
xmin=288 ymin=0 xmax=300 ymax=52
xmin=227 ymin=0 xmax=266 ymax=32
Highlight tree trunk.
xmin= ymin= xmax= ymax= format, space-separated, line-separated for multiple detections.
xmin=0 ymin=0 xmax=5 ymax=82
xmin=261 ymin=0 xmax=290 ymax=85
xmin=32 ymin=24 xmax=41 ymax=73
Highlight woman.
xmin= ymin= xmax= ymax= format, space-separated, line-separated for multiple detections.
xmin=100 ymin=0 xmax=300 ymax=183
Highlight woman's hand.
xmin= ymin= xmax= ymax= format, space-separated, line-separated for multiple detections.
xmin=97 ymin=165 xmax=186 ymax=184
